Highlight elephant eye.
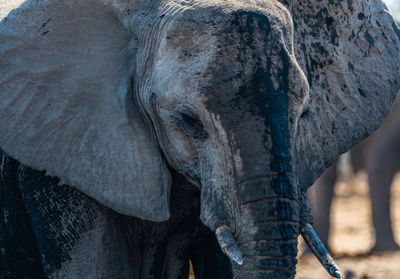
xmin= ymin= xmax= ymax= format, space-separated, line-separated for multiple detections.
xmin=180 ymin=112 xmax=197 ymax=127
xmin=173 ymin=110 xmax=208 ymax=141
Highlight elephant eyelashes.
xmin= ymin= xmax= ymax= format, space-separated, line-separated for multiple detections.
xmin=174 ymin=111 xmax=208 ymax=141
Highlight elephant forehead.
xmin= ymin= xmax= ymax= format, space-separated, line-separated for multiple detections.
xmin=159 ymin=0 xmax=291 ymax=19
xmin=152 ymin=0 xmax=296 ymax=99
xmin=157 ymin=0 xmax=292 ymax=49
xmin=187 ymin=5 xmax=303 ymax=162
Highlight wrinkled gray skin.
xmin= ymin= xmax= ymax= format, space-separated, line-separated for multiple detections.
xmin=0 ymin=0 xmax=400 ymax=278
xmin=308 ymin=93 xmax=400 ymax=252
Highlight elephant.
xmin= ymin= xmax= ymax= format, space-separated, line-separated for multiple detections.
xmin=0 ymin=0 xmax=399 ymax=278
xmin=308 ymin=92 xmax=400 ymax=253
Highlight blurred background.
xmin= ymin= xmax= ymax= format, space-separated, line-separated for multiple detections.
xmin=386 ymin=0 xmax=400 ymax=22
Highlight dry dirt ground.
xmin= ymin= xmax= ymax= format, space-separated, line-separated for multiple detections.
xmin=190 ymin=173 xmax=400 ymax=279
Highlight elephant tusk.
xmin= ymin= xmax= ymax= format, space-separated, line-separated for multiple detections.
xmin=215 ymin=225 xmax=243 ymax=265
xmin=301 ymin=223 xmax=341 ymax=278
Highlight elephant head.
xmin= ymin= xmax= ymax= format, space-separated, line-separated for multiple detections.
xmin=0 ymin=0 xmax=399 ymax=278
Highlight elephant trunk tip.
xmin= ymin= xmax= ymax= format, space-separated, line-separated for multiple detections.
xmin=215 ymin=225 xmax=243 ymax=265
xmin=301 ymin=223 xmax=341 ymax=278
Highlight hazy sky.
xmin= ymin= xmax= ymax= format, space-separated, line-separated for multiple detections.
xmin=385 ymin=0 xmax=400 ymax=21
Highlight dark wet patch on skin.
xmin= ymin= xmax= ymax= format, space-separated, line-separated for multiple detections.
xmin=347 ymin=0 xmax=354 ymax=12
xmin=0 ymin=152 xmax=45 ymax=278
xmin=297 ymin=3 xmax=342 ymax=89
xmin=358 ymin=88 xmax=367 ymax=98
xmin=38 ymin=18 xmax=51 ymax=36
xmin=363 ymin=30 xmax=375 ymax=45
xmin=203 ymin=11 xmax=293 ymax=176
xmin=241 ymin=199 xmax=299 ymax=223
xmin=237 ymin=176 xmax=298 ymax=204
xmin=16 ymin=166 xmax=98 ymax=273
xmin=237 ymin=13 xmax=293 ymax=194
xmin=233 ymin=58 xmax=297 ymax=201
xmin=348 ymin=61 xmax=354 ymax=72
xmin=248 ymin=239 xmax=298 ymax=257
xmin=245 ymin=223 xmax=298 ymax=241
xmin=283 ymin=0 xmax=400 ymax=197
xmin=257 ymin=257 xmax=297 ymax=269
xmin=1 ymin=150 xmax=232 ymax=278
xmin=201 ymin=10 xmax=300 ymax=246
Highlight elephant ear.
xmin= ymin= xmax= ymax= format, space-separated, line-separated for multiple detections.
xmin=0 ymin=0 xmax=171 ymax=221
xmin=289 ymin=0 xmax=400 ymax=190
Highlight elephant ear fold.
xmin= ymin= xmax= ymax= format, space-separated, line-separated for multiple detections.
xmin=291 ymin=0 xmax=400 ymax=190
xmin=0 ymin=1 xmax=171 ymax=221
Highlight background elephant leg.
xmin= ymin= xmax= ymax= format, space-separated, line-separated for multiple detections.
xmin=307 ymin=163 xmax=337 ymax=252
xmin=368 ymin=165 xmax=399 ymax=252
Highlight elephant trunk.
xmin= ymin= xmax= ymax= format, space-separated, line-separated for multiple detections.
xmin=233 ymin=175 xmax=300 ymax=279
xmin=234 ymin=223 xmax=299 ymax=278
xmin=209 ymin=175 xmax=341 ymax=278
